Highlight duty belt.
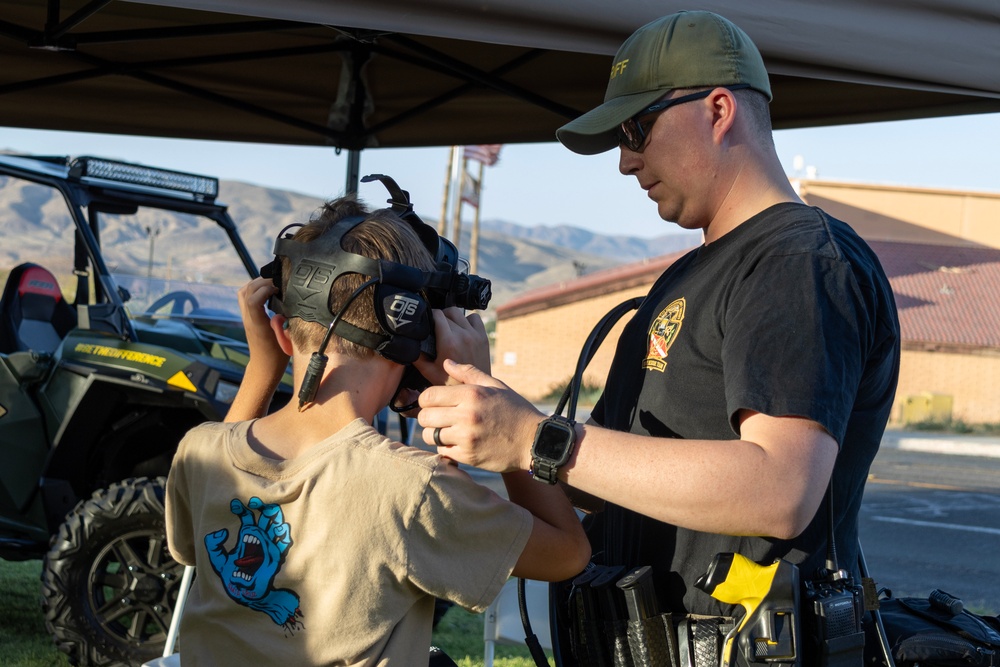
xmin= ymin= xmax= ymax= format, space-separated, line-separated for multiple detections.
xmin=563 ymin=564 xmax=737 ymax=667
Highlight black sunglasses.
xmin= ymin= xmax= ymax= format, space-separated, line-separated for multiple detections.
xmin=616 ymin=84 xmax=750 ymax=152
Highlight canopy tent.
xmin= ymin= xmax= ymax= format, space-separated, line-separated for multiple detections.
xmin=3 ymin=0 xmax=1000 ymax=155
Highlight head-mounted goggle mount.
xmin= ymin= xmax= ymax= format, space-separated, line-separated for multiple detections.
xmin=260 ymin=174 xmax=491 ymax=408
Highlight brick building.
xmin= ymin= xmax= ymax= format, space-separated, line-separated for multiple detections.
xmin=493 ymin=179 xmax=1000 ymax=424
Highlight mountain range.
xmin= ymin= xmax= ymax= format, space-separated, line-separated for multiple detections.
xmin=218 ymin=181 xmax=699 ymax=308
xmin=0 ymin=172 xmax=699 ymax=313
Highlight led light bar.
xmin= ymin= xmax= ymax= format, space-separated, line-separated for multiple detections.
xmin=69 ymin=156 xmax=219 ymax=201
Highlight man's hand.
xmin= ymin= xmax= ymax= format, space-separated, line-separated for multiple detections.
xmin=417 ymin=360 xmax=543 ymax=472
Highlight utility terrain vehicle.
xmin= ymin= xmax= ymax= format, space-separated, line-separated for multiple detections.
xmin=0 ymin=153 xmax=290 ymax=666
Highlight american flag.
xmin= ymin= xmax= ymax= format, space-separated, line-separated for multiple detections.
xmin=462 ymin=144 xmax=503 ymax=166
xmin=460 ymin=169 xmax=480 ymax=208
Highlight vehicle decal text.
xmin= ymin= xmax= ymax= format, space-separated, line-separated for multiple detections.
xmin=74 ymin=343 xmax=167 ymax=368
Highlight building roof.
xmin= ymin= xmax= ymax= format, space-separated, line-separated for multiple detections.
xmin=873 ymin=240 xmax=1000 ymax=350
xmin=497 ymin=240 xmax=1000 ymax=351
xmin=495 ymin=250 xmax=690 ymax=319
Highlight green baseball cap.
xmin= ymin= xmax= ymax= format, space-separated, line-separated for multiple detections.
xmin=556 ymin=11 xmax=772 ymax=155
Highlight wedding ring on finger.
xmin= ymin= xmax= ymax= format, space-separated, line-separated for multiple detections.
xmin=432 ymin=427 xmax=444 ymax=447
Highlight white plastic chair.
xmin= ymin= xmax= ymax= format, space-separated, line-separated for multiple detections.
xmin=483 ymin=578 xmax=552 ymax=667
xmin=142 ymin=564 xmax=194 ymax=667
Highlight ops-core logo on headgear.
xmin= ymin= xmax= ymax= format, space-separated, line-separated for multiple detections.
xmin=383 ymin=293 xmax=424 ymax=332
xmin=287 ymin=259 xmax=335 ymax=323
xmin=643 ymin=297 xmax=685 ymax=372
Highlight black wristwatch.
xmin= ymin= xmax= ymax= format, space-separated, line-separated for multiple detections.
xmin=530 ymin=415 xmax=577 ymax=484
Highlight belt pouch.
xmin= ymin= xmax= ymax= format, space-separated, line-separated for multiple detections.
xmin=592 ymin=565 xmax=630 ymax=667
xmin=608 ymin=617 xmax=635 ymax=667
xmin=689 ymin=616 xmax=725 ymax=667
xmin=627 ymin=615 xmax=673 ymax=667
xmin=677 ymin=615 xmax=737 ymax=667
xmin=569 ymin=569 xmax=609 ymax=667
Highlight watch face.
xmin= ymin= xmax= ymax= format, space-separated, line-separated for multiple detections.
xmin=535 ymin=421 xmax=574 ymax=460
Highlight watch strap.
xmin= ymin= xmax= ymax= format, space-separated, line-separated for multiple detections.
xmin=532 ymin=457 xmax=561 ymax=485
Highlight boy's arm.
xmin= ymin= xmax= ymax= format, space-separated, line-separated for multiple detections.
xmin=226 ymin=277 xmax=289 ymax=422
xmin=418 ymin=360 xmax=589 ymax=580
xmin=164 ymin=439 xmax=196 ymax=565
xmin=505 ymin=469 xmax=591 ymax=581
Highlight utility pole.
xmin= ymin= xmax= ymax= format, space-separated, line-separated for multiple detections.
xmin=145 ymin=225 xmax=160 ymax=278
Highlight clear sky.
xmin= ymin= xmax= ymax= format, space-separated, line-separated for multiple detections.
xmin=2 ymin=111 xmax=999 ymax=239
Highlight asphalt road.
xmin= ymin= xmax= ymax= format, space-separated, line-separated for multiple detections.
xmin=868 ymin=445 xmax=1000 ymax=493
xmin=861 ymin=448 xmax=1000 ymax=614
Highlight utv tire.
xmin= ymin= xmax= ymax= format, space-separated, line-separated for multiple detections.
xmin=41 ymin=477 xmax=184 ymax=667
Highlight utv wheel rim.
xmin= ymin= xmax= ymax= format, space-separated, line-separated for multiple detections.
xmin=87 ymin=526 xmax=181 ymax=647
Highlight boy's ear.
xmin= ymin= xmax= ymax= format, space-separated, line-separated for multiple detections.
xmin=271 ymin=315 xmax=295 ymax=355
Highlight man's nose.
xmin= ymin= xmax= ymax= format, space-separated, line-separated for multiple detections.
xmin=619 ymin=145 xmax=642 ymax=176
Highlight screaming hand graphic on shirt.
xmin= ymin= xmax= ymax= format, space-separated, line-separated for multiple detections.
xmin=205 ymin=497 xmax=304 ymax=634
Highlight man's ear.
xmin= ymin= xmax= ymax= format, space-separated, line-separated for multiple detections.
xmin=709 ymin=87 xmax=738 ymax=143
xmin=270 ymin=315 xmax=295 ymax=355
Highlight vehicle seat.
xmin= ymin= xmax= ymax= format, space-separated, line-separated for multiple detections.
xmin=0 ymin=263 xmax=77 ymax=354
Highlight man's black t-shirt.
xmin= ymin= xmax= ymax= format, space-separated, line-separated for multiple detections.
xmin=590 ymin=202 xmax=900 ymax=615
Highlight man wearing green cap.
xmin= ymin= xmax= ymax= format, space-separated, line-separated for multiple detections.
xmin=417 ymin=6 xmax=899 ymax=649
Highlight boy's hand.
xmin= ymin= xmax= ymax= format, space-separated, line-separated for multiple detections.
xmin=226 ymin=277 xmax=289 ymax=421
xmin=413 ymin=308 xmax=490 ymax=386
xmin=237 ymin=277 xmax=289 ymax=378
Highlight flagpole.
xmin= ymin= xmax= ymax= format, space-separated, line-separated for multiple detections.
xmin=451 ymin=156 xmax=467 ymax=252
xmin=344 ymin=149 xmax=361 ymax=196
xmin=470 ymin=159 xmax=485 ymax=275
xmin=448 ymin=146 xmax=463 ymax=240
xmin=439 ymin=146 xmax=457 ymax=237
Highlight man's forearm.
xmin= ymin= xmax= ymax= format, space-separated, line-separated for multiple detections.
xmin=559 ymin=414 xmax=838 ymax=539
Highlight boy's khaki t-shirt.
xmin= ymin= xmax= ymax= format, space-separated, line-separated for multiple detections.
xmin=166 ymin=418 xmax=532 ymax=666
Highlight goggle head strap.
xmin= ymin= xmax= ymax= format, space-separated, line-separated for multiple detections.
xmin=261 ymin=215 xmax=435 ymax=364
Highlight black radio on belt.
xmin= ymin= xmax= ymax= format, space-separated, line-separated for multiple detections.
xmin=804 ymin=571 xmax=866 ymax=667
